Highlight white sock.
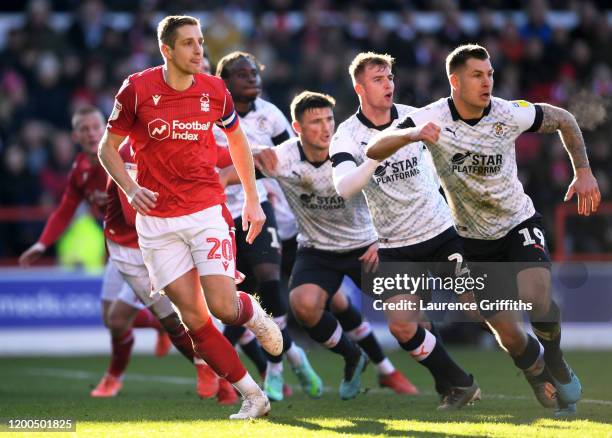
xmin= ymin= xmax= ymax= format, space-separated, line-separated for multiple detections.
xmin=233 ymin=373 xmax=261 ymax=397
xmin=376 ymin=358 xmax=395 ymax=375
xmin=285 ymin=344 xmax=303 ymax=367
xmin=267 ymin=361 xmax=283 ymax=374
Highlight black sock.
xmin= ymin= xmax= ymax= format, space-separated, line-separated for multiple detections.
xmin=334 ymin=303 xmax=386 ymax=364
xmin=258 ymin=280 xmax=287 ymax=316
xmin=240 ymin=338 xmax=268 ymax=376
xmin=511 ymin=334 xmax=542 ymax=372
xmin=223 ymin=325 xmax=245 ymax=346
xmin=305 ymin=311 xmax=360 ymax=362
xmin=530 ymin=300 xmax=569 ymax=382
xmin=400 ymin=325 xmax=471 ymax=388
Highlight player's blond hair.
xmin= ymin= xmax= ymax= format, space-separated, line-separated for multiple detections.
xmin=157 ymin=15 xmax=200 ymax=48
xmin=348 ymin=52 xmax=395 ymax=85
xmin=71 ymin=105 xmax=103 ymax=129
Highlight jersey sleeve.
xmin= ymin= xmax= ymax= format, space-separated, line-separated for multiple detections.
xmin=215 ymin=144 xmax=233 ymax=169
xmin=509 ymin=99 xmax=543 ymax=132
xmin=38 ymin=167 xmax=83 ymax=247
xmin=216 ymin=86 xmax=240 ymax=133
xmin=329 ymin=128 xmax=360 ymax=167
xmin=107 ymin=78 xmax=137 ymax=136
xmin=270 ymin=106 xmax=293 ymax=145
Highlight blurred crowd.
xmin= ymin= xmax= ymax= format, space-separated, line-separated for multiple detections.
xmin=0 ymin=0 xmax=610 ymax=258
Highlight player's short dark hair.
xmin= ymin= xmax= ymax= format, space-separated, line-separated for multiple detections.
xmin=71 ymin=105 xmax=103 ymax=129
xmin=215 ymin=51 xmax=264 ymax=79
xmin=290 ymin=91 xmax=336 ymax=122
xmin=157 ymin=15 xmax=200 ymax=48
xmin=348 ymin=52 xmax=395 ymax=85
xmin=445 ymin=44 xmax=490 ymax=76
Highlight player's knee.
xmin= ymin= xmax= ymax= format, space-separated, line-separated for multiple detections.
xmin=388 ymin=321 xmax=417 ymax=343
xmin=289 ymin=290 xmax=320 ymax=325
xmin=107 ymin=312 xmax=130 ymax=336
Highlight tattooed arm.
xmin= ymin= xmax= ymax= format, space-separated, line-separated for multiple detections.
xmin=536 ymin=103 xmax=601 ymax=216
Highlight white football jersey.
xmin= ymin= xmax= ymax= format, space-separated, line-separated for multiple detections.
xmin=213 ymin=97 xmax=298 ymax=239
xmin=401 ymin=97 xmax=542 ymax=239
xmin=265 ymin=138 xmax=377 ymax=252
xmin=330 ymin=104 xmax=454 ymax=249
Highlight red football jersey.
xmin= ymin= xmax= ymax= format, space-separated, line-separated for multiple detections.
xmin=107 ymin=65 xmax=239 ymax=218
xmin=104 ymin=140 xmax=236 ymax=249
xmin=104 ymin=143 xmax=139 ymax=248
xmin=38 ymin=153 xmax=108 ymax=247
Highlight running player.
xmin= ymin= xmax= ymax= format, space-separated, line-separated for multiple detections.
xmin=18 ymin=106 xmax=170 ymax=384
xmin=97 ymin=15 xmax=282 ymax=419
xmin=222 ymin=91 xmax=419 ymax=399
xmin=214 ymin=51 xmax=318 ymax=402
xmin=366 ymin=44 xmax=601 ymax=416
xmin=93 ymin=140 xmax=239 ymax=404
xmin=330 ymin=52 xmax=479 ymax=410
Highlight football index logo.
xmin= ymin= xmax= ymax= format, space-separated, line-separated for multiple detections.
xmin=147 ymin=118 xmax=211 ymax=141
xmin=148 ymin=118 xmax=170 ymax=140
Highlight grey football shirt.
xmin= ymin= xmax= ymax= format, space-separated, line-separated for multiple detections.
xmin=264 ymin=138 xmax=377 ymax=252
xmin=330 ymin=104 xmax=454 ymax=248
xmin=400 ymin=97 xmax=542 ymax=239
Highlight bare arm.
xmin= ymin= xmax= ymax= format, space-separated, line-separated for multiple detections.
xmin=224 ymin=126 xmax=265 ymax=243
xmin=365 ymin=122 xmax=441 ymax=161
xmin=97 ymin=130 xmax=157 ymax=215
xmin=536 ymin=103 xmax=601 ymax=215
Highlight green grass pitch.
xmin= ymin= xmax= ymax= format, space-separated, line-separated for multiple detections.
xmin=1 ymin=348 xmax=611 ymax=437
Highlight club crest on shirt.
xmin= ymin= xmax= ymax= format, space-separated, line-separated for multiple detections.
xmin=493 ymin=121 xmax=506 ymax=137
xmin=200 ymin=93 xmax=210 ymax=112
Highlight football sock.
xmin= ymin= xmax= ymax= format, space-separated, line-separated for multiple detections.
xmin=400 ymin=325 xmax=472 ymax=387
xmin=305 ymin=311 xmax=360 ymax=362
xmin=187 ymin=318 xmax=247 ymax=383
xmin=231 ymin=292 xmax=253 ymax=326
xmin=108 ymin=329 xmax=134 ymax=378
xmin=285 ymin=343 xmax=303 ymax=367
xmin=334 ymin=303 xmax=387 ymax=366
xmin=530 ymin=300 xmax=570 ymax=382
xmin=223 ymin=325 xmax=246 ymax=346
xmin=132 ymin=308 xmax=162 ymax=330
xmin=165 ymin=321 xmax=195 ymax=362
xmin=239 ymin=336 xmax=268 ymax=376
xmin=511 ymin=334 xmax=544 ymax=377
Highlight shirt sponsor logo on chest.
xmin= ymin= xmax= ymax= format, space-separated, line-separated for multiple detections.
xmin=148 ymin=118 xmax=211 ymax=141
xmin=373 ymin=156 xmax=420 ymax=184
xmin=450 ymin=151 xmax=503 ymax=175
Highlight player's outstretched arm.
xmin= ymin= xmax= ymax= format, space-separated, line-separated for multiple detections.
xmin=332 ymin=159 xmax=379 ymax=199
xmin=365 ymin=122 xmax=441 ymax=161
xmin=224 ymin=126 xmax=265 ymax=243
xmin=536 ymin=103 xmax=601 ymax=216
xmin=98 ymin=130 xmax=157 ymax=215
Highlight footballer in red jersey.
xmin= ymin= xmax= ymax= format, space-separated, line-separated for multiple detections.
xmin=18 ymin=106 xmax=169 ymax=392
xmin=94 ymin=141 xmax=239 ymax=404
xmin=98 ymin=15 xmax=281 ymax=419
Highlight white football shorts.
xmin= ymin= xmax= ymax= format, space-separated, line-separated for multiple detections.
xmin=136 ymin=204 xmax=235 ymax=295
